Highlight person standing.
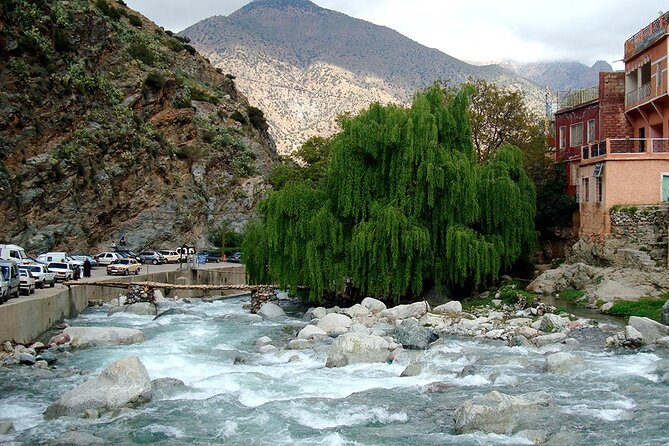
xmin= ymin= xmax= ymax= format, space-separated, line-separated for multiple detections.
xmin=83 ymin=258 xmax=92 ymax=278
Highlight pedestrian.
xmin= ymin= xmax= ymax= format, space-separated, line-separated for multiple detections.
xmin=83 ymin=258 xmax=92 ymax=278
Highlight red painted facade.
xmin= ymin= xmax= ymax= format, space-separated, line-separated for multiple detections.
xmin=554 ymin=72 xmax=631 ymax=196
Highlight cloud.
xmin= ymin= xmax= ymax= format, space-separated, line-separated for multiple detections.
xmin=126 ymin=0 xmax=667 ymax=67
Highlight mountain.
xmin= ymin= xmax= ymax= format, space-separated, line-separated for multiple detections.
xmin=181 ymin=0 xmax=548 ymax=153
xmin=497 ymin=60 xmax=614 ymax=92
xmin=0 ymin=0 xmax=278 ymax=253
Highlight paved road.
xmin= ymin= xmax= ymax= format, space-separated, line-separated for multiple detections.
xmin=9 ymin=261 xmax=243 ymax=304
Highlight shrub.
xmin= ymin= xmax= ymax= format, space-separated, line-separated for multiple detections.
xmin=95 ymin=0 xmax=121 ymax=20
xmin=144 ymin=71 xmax=166 ymax=90
xmin=128 ymin=42 xmax=155 ymax=65
xmin=230 ymin=110 xmax=247 ymax=125
xmin=184 ymin=44 xmax=197 ymax=56
xmin=190 ymin=85 xmax=219 ymax=104
xmin=128 ymin=14 xmax=142 ymax=27
xmin=248 ymin=106 xmax=268 ymax=132
xmin=606 ymin=296 xmax=668 ymax=322
xmin=165 ymin=38 xmax=185 ymax=52
xmin=175 ymin=35 xmax=191 ymax=43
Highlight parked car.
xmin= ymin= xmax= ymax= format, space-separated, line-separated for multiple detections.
xmin=0 ymin=244 xmax=30 ymax=264
xmin=71 ymin=255 xmax=98 ymax=267
xmin=107 ymin=258 xmax=142 ymax=276
xmin=158 ymin=250 xmax=180 ymax=263
xmin=197 ymin=251 xmax=222 ymax=263
xmin=95 ymin=252 xmax=121 ymax=266
xmin=37 ymin=252 xmax=70 ymax=264
xmin=0 ymin=260 xmax=20 ymax=300
xmin=20 ymin=264 xmax=56 ymax=288
xmin=226 ymin=252 xmax=242 ymax=263
xmin=0 ymin=275 xmax=8 ymax=303
xmin=138 ymin=251 xmax=167 ymax=265
xmin=19 ymin=269 xmax=36 ymax=295
xmin=47 ymin=262 xmax=75 ymax=281
xmin=117 ymin=251 xmax=142 ymax=262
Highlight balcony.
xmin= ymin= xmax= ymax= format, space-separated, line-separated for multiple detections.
xmin=558 ymin=86 xmax=599 ymax=111
xmin=625 ymin=82 xmax=651 ymax=106
xmin=581 ymin=138 xmax=669 ymax=163
xmin=624 ymin=12 xmax=669 ymax=60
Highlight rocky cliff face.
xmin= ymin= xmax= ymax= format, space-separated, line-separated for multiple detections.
xmin=0 ymin=0 xmax=279 ymax=253
xmin=181 ymin=0 xmax=548 ymax=154
xmin=499 ymin=60 xmax=613 ymax=92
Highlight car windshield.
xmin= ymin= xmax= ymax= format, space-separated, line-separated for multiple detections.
xmin=49 ymin=263 xmax=67 ymax=269
xmin=117 ymin=259 xmax=131 ymax=265
xmin=29 ymin=266 xmax=41 ymax=272
xmin=19 ymin=270 xmax=27 ymax=277
xmin=1 ymin=266 xmax=9 ymax=280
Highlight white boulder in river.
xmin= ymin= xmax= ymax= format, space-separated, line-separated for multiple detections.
xmin=628 ymin=316 xmax=669 ymax=343
xmin=325 ymin=333 xmax=392 ymax=367
xmin=63 ymin=327 xmax=145 ymax=349
xmin=360 ymin=297 xmax=386 ymax=314
xmin=317 ymin=313 xmax=352 ymax=335
xmin=44 ymin=356 xmax=152 ymax=419
xmin=454 ymin=390 xmax=551 ymax=435
xmin=257 ymin=302 xmax=286 ymax=320
xmin=380 ymin=301 xmax=428 ymax=321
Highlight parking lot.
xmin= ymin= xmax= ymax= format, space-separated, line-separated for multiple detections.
xmin=8 ymin=260 xmax=243 ymax=304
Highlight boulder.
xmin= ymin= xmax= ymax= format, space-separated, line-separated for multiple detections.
xmin=0 ymin=421 xmax=15 ymax=435
xmin=63 ymin=327 xmax=145 ymax=349
xmin=49 ymin=431 xmax=105 ymax=445
xmin=44 ymin=356 xmax=152 ymax=419
xmin=19 ymin=353 xmax=36 ymax=365
xmin=662 ymin=300 xmax=669 ymax=326
xmin=625 ymin=325 xmax=643 ymax=343
xmin=3 ymin=341 xmax=12 ymax=353
xmin=361 ymin=297 xmax=386 ymax=314
xmin=453 ymin=390 xmax=551 ymax=434
xmin=311 ymin=307 xmax=327 ymax=319
xmin=286 ymin=339 xmax=315 ymax=350
xmin=297 ymin=325 xmax=328 ymax=340
xmin=380 ymin=302 xmax=429 ymax=321
xmin=36 ymin=350 xmax=58 ymax=365
xmin=400 ymin=362 xmax=422 ymax=377
xmin=348 ymin=323 xmax=370 ymax=334
xmin=394 ymin=319 xmax=437 ymax=349
xmin=432 ymin=301 xmax=462 ymax=314
xmin=544 ymin=352 xmax=585 ymax=374
xmin=254 ymin=336 xmax=273 ymax=347
xmin=151 ymin=377 xmax=187 ymax=399
xmin=342 ymin=303 xmax=371 ymax=318
xmin=317 ymin=313 xmax=352 ymax=335
xmin=532 ymin=332 xmax=567 ymax=347
xmin=257 ymin=302 xmax=286 ymax=320
xmin=508 ymin=335 xmax=533 ymax=348
xmin=48 ymin=333 xmax=70 ymax=346
xmin=600 ymin=302 xmax=614 ymax=312
xmin=108 ymin=302 xmax=157 ymax=317
xmin=515 ymin=326 xmax=539 ymax=339
xmin=325 ymin=333 xmax=391 ymax=368
xmin=258 ymin=345 xmax=277 ymax=353
xmin=539 ymin=314 xmax=565 ymax=333
xmin=628 ymin=316 xmax=669 ymax=343
xmin=419 ymin=313 xmax=452 ymax=330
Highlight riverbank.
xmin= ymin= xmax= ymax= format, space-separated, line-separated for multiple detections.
xmin=0 ymin=263 xmax=245 ymax=344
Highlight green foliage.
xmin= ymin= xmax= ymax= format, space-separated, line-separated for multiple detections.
xmin=606 ymin=296 xmax=668 ymax=322
xmin=558 ymin=289 xmax=585 ymax=301
xmin=127 ymin=42 xmax=155 ymax=65
xmin=144 ymin=71 xmax=166 ymax=90
xmin=128 ymin=14 xmax=142 ymax=27
xmin=95 ymin=0 xmax=121 ymax=20
xmin=535 ymin=162 xmax=576 ymax=235
xmin=247 ymin=85 xmax=537 ymax=303
xmin=248 ymin=106 xmax=269 ymax=132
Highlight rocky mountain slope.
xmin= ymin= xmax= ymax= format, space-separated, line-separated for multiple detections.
xmin=181 ymin=0 xmax=548 ymax=153
xmin=0 ymin=0 xmax=279 ymax=253
xmin=499 ymin=60 xmax=613 ymax=92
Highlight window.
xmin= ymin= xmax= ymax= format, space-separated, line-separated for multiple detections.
xmin=658 ymin=60 xmax=663 ymax=88
xmin=587 ymin=120 xmax=596 ymax=143
xmin=596 ymin=176 xmax=603 ymax=202
xmin=582 ymin=177 xmax=590 ymax=202
xmin=559 ymin=126 xmax=566 ymax=150
xmin=570 ymin=123 xmax=583 ymax=147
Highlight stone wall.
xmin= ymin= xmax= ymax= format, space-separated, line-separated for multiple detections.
xmin=610 ymin=205 xmax=669 ymax=260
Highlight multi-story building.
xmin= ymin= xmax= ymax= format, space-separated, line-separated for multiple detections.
xmin=570 ymin=13 xmax=669 ymax=237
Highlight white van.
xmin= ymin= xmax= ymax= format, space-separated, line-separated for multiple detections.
xmin=37 ymin=252 xmax=68 ymax=264
xmin=0 ymin=244 xmax=29 ymax=264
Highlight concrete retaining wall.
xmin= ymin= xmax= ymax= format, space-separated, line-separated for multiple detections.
xmin=0 ymin=266 xmax=246 ymax=344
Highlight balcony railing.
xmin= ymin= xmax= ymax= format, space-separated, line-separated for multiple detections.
xmin=558 ymin=86 xmax=599 ymax=111
xmin=581 ymin=138 xmax=669 ymax=160
xmin=624 ymin=12 xmax=669 ymax=60
xmin=625 ymin=82 xmax=652 ymax=106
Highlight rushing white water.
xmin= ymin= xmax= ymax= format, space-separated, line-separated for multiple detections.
xmin=1 ymin=296 xmax=668 ymax=445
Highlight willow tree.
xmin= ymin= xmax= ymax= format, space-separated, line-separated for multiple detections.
xmin=244 ymin=85 xmax=537 ymax=303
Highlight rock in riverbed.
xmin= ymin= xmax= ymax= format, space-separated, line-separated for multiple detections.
xmin=325 ymin=333 xmax=391 ymax=368
xmin=63 ymin=327 xmax=145 ymax=349
xmin=44 ymin=356 xmax=152 ymax=419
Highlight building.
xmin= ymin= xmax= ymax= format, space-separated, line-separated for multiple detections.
xmin=554 ymin=72 xmax=632 ymax=197
xmin=572 ymin=13 xmax=669 ymax=238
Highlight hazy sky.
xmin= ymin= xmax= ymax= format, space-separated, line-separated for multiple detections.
xmin=125 ymin=0 xmax=666 ymax=68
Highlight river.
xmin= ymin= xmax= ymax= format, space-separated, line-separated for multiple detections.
xmin=1 ymin=296 xmax=668 ymax=445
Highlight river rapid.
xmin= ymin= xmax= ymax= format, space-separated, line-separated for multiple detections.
xmin=1 ymin=296 xmax=668 ymax=445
